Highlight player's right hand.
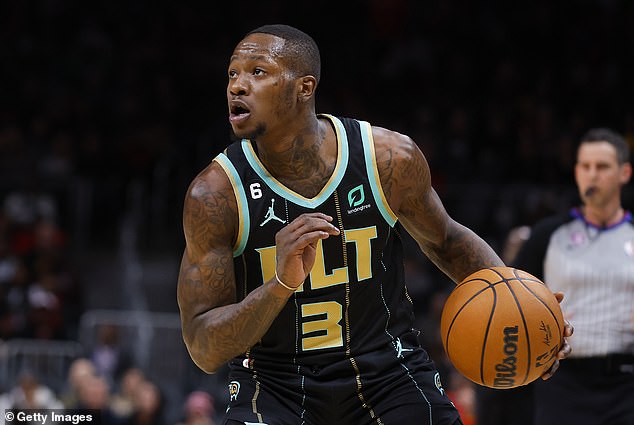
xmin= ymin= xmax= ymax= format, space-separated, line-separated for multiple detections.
xmin=275 ymin=213 xmax=340 ymax=289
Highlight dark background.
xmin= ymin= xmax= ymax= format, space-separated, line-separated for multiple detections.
xmin=2 ymin=0 xmax=633 ymax=248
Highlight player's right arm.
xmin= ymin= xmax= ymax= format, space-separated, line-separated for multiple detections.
xmin=177 ymin=162 xmax=291 ymax=373
xmin=177 ymin=161 xmax=339 ymax=373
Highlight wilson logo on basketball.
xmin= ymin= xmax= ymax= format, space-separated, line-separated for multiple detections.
xmin=493 ymin=325 xmax=519 ymax=388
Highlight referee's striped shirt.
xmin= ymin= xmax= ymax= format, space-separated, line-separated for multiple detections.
xmin=513 ymin=208 xmax=634 ymax=357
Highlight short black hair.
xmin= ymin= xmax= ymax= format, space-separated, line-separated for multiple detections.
xmin=579 ymin=128 xmax=630 ymax=164
xmin=246 ymin=24 xmax=321 ymax=84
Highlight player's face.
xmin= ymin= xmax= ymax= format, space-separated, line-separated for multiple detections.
xmin=575 ymin=141 xmax=631 ymax=206
xmin=227 ymin=33 xmax=298 ymax=140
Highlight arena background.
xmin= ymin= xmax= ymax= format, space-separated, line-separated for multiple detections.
xmin=1 ymin=1 xmax=633 ymax=424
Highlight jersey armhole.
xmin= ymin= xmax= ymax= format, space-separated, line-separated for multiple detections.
xmin=358 ymin=121 xmax=398 ymax=227
xmin=213 ymin=153 xmax=250 ymax=257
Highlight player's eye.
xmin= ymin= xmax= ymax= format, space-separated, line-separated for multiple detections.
xmin=253 ymin=68 xmax=265 ymax=76
xmin=228 ymin=69 xmax=237 ymax=78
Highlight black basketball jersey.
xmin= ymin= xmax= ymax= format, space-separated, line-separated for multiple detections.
xmin=214 ymin=114 xmax=416 ymax=366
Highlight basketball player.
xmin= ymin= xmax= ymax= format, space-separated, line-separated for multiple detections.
xmin=177 ymin=25 xmax=572 ymax=425
xmin=512 ymin=128 xmax=634 ymax=424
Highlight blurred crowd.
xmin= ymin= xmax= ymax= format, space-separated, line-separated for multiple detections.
xmin=0 ymin=358 xmax=218 ymax=425
xmin=0 ymin=200 xmax=82 ymax=340
xmin=1 ymin=0 xmax=633 ymax=424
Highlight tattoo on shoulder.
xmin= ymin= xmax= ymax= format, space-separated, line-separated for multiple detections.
xmin=375 ymin=133 xmax=430 ymax=212
xmin=184 ymin=170 xmax=238 ymax=249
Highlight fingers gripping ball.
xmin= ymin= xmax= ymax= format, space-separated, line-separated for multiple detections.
xmin=440 ymin=267 xmax=565 ymax=389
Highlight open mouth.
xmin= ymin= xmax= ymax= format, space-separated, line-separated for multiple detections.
xmin=229 ymin=102 xmax=251 ymax=122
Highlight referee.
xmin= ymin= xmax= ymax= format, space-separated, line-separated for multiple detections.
xmin=513 ymin=128 xmax=634 ymax=425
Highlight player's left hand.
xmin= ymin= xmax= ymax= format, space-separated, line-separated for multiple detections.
xmin=540 ymin=292 xmax=573 ymax=380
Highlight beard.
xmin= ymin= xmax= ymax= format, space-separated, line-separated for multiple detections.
xmin=230 ymin=122 xmax=267 ymax=142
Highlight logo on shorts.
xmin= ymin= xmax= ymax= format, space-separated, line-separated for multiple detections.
xmin=229 ymin=381 xmax=240 ymax=401
xmin=434 ymin=372 xmax=444 ymax=395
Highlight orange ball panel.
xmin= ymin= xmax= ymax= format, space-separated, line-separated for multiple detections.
xmin=440 ymin=267 xmax=565 ymax=389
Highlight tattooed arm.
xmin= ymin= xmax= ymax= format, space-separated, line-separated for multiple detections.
xmin=177 ymin=161 xmax=288 ymax=373
xmin=373 ymin=127 xmax=573 ymax=376
xmin=177 ymin=161 xmax=339 ymax=373
xmin=373 ymin=127 xmax=504 ymax=283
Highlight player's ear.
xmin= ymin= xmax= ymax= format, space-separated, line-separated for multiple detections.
xmin=297 ymin=75 xmax=317 ymax=103
xmin=620 ymin=162 xmax=632 ymax=185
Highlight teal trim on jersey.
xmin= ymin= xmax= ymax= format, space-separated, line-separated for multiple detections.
xmin=359 ymin=121 xmax=398 ymax=226
xmin=241 ymin=114 xmax=349 ymax=209
xmin=214 ymin=153 xmax=250 ymax=257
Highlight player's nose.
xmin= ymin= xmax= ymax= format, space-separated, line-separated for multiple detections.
xmin=229 ymin=73 xmax=249 ymax=96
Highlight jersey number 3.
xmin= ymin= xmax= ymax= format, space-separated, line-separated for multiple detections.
xmin=301 ymin=301 xmax=343 ymax=351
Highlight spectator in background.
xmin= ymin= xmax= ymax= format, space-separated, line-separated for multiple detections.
xmin=76 ymin=374 xmax=128 ymax=425
xmin=60 ymin=357 xmax=97 ymax=409
xmin=2 ymin=186 xmax=58 ymax=233
xmin=27 ymin=268 xmax=64 ymax=339
xmin=176 ymin=391 xmax=217 ymax=425
xmin=129 ymin=380 xmax=165 ymax=425
xmin=30 ymin=219 xmax=82 ymax=340
xmin=513 ymin=128 xmax=634 ymax=424
xmin=0 ymin=235 xmax=18 ymax=287
xmin=110 ymin=367 xmax=146 ymax=422
xmin=91 ymin=324 xmax=132 ymax=386
xmin=0 ymin=218 xmax=80 ymax=341
xmin=0 ymin=259 xmax=31 ymax=339
xmin=3 ymin=370 xmax=63 ymax=410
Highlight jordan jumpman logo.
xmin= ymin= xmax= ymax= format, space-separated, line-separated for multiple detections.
xmin=260 ymin=198 xmax=286 ymax=227
xmin=395 ymin=337 xmax=414 ymax=359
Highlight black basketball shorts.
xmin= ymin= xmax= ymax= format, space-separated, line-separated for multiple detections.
xmin=221 ymin=342 xmax=462 ymax=425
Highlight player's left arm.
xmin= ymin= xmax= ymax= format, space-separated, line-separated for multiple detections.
xmin=373 ymin=126 xmax=572 ymax=376
xmin=373 ymin=126 xmax=504 ymax=283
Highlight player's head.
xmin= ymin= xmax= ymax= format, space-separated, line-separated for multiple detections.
xmin=575 ymin=128 xmax=632 ymax=205
xmin=246 ymin=24 xmax=321 ymax=84
xmin=227 ymin=25 xmax=320 ymax=141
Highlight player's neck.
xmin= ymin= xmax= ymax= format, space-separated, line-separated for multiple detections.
xmin=254 ymin=116 xmax=337 ymax=196
xmin=581 ymin=202 xmax=624 ymax=227
xmin=256 ymin=116 xmax=323 ymax=169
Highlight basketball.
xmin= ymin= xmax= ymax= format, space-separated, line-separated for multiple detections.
xmin=440 ymin=266 xmax=565 ymax=389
